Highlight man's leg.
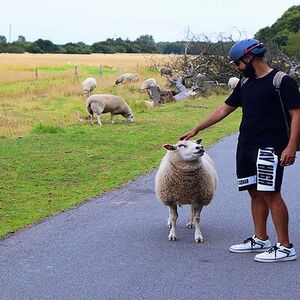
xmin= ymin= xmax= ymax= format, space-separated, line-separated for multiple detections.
xmin=263 ymin=191 xmax=290 ymax=247
xmin=248 ymin=188 xmax=269 ymax=240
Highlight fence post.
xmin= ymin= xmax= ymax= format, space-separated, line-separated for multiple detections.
xmin=99 ymin=64 xmax=103 ymax=78
xmin=35 ymin=68 xmax=39 ymax=86
xmin=74 ymin=64 xmax=78 ymax=80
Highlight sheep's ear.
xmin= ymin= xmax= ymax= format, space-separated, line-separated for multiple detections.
xmin=163 ymin=144 xmax=176 ymax=151
xmin=196 ymin=138 xmax=203 ymax=145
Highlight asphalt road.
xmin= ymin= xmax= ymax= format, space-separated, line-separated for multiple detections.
xmin=1 ymin=133 xmax=300 ymax=300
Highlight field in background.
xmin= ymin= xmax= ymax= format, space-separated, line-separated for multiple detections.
xmin=0 ymin=53 xmax=168 ymax=137
xmin=0 ymin=53 xmax=241 ymax=238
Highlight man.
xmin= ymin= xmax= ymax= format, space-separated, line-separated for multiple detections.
xmin=180 ymin=38 xmax=300 ymax=263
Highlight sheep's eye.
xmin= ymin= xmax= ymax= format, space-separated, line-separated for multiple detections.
xmin=177 ymin=144 xmax=187 ymax=148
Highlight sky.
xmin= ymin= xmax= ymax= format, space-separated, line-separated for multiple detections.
xmin=0 ymin=0 xmax=299 ymax=44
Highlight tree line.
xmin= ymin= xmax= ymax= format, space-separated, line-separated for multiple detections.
xmin=0 ymin=34 xmax=187 ymax=55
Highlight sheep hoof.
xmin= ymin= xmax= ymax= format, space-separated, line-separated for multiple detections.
xmin=195 ymin=237 xmax=204 ymax=243
xmin=168 ymin=235 xmax=176 ymax=241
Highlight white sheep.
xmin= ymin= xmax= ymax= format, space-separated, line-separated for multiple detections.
xmin=115 ymin=73 xmax=140 ymax=85
xmin=155 ymin=139 xmax=218 ymax=243
xmin=140 ymin=78 xmax=158 ymax=92
xmin=82 ymin=77 xmax=97 ymax=96
xmin=227 ymin=77 xmax=239 ymax=92
xmin=86 ymin=94 xmax=134 ymax=125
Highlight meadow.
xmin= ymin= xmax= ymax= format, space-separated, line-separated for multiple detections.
xmin=0 ymin=53 xmax=241 ymax=238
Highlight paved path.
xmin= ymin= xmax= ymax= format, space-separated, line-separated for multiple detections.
xmin=1 ymin=134 xmax=300 ymax=300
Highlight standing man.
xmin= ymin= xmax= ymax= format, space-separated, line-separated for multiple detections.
xmin=180 ymin=39 xmax=300 ymax=263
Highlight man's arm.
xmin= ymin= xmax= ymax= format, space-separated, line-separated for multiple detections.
xmin=179 ymin=103 xmax=237 ymax=140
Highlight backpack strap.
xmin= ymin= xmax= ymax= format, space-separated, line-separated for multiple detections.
xmin=273 ymin=71 xmax=287 ymax=90
xmin=273 ymin=71 xmax=290 ymax=137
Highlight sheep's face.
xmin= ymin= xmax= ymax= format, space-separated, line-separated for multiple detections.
xmin=125 ymin=113 xmax=134 ymax=123
xmin=164 ymin=139 xmax=204 ymax=162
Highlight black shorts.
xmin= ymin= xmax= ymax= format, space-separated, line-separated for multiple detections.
xmin=236 ymin=144 xmax=285 ymax=192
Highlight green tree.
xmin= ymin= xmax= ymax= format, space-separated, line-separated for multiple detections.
xmin=284 ymin=31 xmax=300 ymax=58
xmin=0 ymin=35 xmax=7 ymax=44
xmin=134 ymin=35 xmax=158 ymax=53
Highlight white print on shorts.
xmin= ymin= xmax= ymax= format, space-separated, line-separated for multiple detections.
xmin=256 ymin=148 xmax=278 ymax=191
xmin=238 ymin=175 xmax=257 ymax=188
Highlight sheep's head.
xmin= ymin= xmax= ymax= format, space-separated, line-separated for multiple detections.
xmin=163 ymin=138 xmax=204 ymax=161
xmin=124 ymin=113 xmax=134 ymax=123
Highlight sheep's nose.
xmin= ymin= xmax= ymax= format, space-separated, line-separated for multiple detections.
xmin=195 ymin=146 xmax=200 ymax=150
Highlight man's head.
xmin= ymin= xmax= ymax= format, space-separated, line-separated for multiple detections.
xmin=229 ymin=39 xmax=267 ymax=79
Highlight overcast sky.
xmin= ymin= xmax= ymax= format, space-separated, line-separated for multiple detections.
xmin=1 ymin=0 xmax=299 ymax=44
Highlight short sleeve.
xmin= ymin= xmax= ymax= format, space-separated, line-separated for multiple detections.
xmin=225 ymin=81 xmax=242 ymax=107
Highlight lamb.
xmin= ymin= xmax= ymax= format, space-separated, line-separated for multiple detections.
xmin=227 ymin=77 xmax=239 ymax=92
xmin=82 ymin=77 xmax=97 ymax=96
xmin=155 ymin=138 xmax=218 ymax=243
xmin=86 ymin=94 xmax=134 ymax=125
xmin=115 ymin=73 xmax=140 ymax=85
xmin=140 ymin=78 xmax=158 ymax=92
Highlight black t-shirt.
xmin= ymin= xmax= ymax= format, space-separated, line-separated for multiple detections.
xmin=225 ymin=69 xmax=300 ymax=147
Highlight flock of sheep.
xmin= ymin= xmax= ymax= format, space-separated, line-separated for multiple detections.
xmin=81 ymin=73 xmax=240 ymax=126
xmin=81 ymin=72 xmax=239 ymax=243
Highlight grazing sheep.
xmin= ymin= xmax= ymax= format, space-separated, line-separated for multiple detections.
xmin=155 ymin=139 xmax=218 ymax=243
xmin=82 ymin=77 xmax=97 ymax=96
xmin=227 ymin=77 xmax=239 ymax=92
xmin=115 ymin=73 xmax=140 ymax=85
xmin=86 ymin=94 xmax=134 ymax=125
xmin=140 ymin=78 xmax=158 ymax=92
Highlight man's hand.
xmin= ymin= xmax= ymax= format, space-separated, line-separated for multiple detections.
xmin=179 ymin=128 xmax=199 ymax=141
xmin=280 ymin=146 xmax=297 ymax=167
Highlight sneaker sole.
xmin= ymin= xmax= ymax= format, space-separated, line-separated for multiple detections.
xmin=254 ymin=255 xmax=297 ymax=263
xmin=230 ymin=247 xmax=271 ymax=253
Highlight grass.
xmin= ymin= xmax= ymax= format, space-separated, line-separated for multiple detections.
xmin=0 ymin=53 xmax=241 ymax=238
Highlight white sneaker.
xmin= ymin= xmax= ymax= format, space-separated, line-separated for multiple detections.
xmin=254 ymin=243 xmax=297 ymax=263
xmin=230 ymin=235 xmax=271 ymax=253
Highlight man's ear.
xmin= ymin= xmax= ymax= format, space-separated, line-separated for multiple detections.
xmin=163 ymin=144 xmax=176 ymax=151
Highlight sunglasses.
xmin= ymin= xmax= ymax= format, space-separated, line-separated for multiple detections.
xmin=233 ymin=60 xmax=242 ymax=66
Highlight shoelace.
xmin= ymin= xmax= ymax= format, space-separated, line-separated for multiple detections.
xmin=267 ymin=245 xmax=279 ymax=254
xmin=243 ymin=237 xmax=255 ymax=247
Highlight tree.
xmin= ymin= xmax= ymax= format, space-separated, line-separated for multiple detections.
xmin=17 ymin=35 xmax=26 ymax=43
xmin=0 ymin=35 xmax=7 ymax=44
xmin=134 ymin=35 xmax=158 ymax=53
xmin=34 ymin=39 xmax=59 ymax=53
xmin=284 ymin=32 xmax=300 ymax=58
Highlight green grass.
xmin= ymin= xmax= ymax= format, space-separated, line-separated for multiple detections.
xmin=0 ymin=95 xmax=241 ymax=238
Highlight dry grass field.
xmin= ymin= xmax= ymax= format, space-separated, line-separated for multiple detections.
xmin=0 ymin=53 xmax=169 ymax=137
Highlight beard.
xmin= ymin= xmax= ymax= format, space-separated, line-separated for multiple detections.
xmin=240 ymin=62 xmax=256 ymax=79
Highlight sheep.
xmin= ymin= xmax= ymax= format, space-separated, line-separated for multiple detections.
xmin=155 ymin=138 xmax=218 ymax=243
xmin=140 ymin=78 xmax=158 ymax=92
xmin=115 ymin=73 xmax=140 ymax=85
xmin=82 ymin=77 xmax=97 ymax=96
xmin=86 ymin=94 xmax=134 ymax=125
xmin=227 ymin=77 xmax=239 ymax=92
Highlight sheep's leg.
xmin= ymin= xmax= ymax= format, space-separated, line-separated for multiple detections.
xmin=191 ymin=204 xmax=204 ymax=243
xmin=168 ymin=204 xmax=178 ymax=241
xmin=90 ymin=113 xmax=94 ymax=125
xmin=186 ymin=205 xmax=194 ymax=229
xmin=110 ymin=114 xmax=115 ymax=124
xmin=96 ymin=114 xmax=102 ymax=126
